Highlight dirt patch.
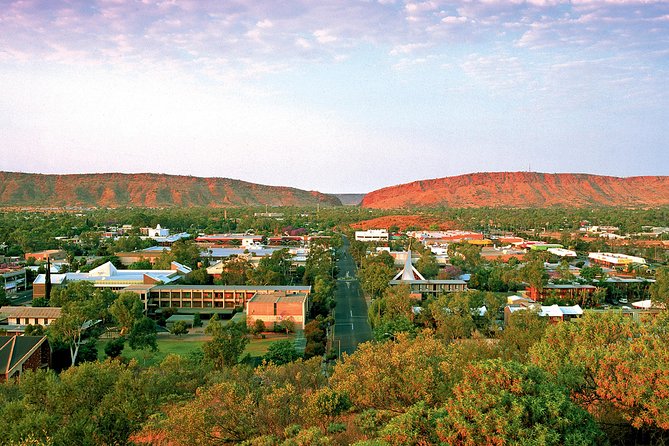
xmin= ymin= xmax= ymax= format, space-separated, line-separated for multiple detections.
xmin=350 ymin=215 xmax=459 ymax=231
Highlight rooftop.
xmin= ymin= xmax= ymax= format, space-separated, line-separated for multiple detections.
xmin=248 ymin=292 xmax=309 ymax=304
xmin=0 ymin=306 xmax=62 ymax=319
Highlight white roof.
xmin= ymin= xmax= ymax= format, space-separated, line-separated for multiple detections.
xmin=539 ymin=304 xmax=583 ymax=317
xmin=33 ymin=261 xmax=189 ymax=286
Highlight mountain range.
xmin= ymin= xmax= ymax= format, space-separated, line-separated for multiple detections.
xmin=0 ymin=172 xmax=340 ymax=208
xmin=360 ymin=172 xmax=669 ymax=209
xmin=1 ymin=171 xmax=667 ymax=209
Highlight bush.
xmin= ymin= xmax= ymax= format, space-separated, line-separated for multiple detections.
xmin=104 ymin=337 xmax=125 ymax=359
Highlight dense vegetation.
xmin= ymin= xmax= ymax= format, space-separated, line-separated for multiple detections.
xmin=1 ymin=311 xmax=668 ymax=445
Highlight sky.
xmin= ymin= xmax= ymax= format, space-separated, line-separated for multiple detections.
xmin=0 ymin=0 xmax=668 ymax=193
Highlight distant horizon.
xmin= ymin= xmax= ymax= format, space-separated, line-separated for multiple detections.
xmin=3 ymin=169 xmax=669 ymax=195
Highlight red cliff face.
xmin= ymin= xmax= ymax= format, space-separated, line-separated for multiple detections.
xmin=361 ymin=172 xmax=669 ymax=209
xmin=0 ymin=172 xmax=341 ymax=208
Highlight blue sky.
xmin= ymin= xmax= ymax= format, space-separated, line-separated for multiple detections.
xmin=0 ymin=0 xmax=667 ymax=192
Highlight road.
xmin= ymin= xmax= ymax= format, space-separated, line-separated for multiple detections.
xmin=333 ymin=237 xmax=372 ymax=357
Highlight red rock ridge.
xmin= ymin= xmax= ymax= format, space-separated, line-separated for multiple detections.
xmin=0 ymin=172 xmax=341 ymax=208
xmin=361 ymin=172 xmax=669 ymax=209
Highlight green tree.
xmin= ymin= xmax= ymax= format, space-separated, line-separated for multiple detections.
xmin=251 ymin=318 xmax=266 ymax=336
xmin=170 ymin=320 xmax=189 ymax=336
xmin=24 ymin=324 xmax=45 ymax=336
xmin=109 ymin=291 xmax=143 ymax=336
xmin=127 ymin=316 xmax=158 ymax=351
xmin=415 ymin=250 xmax=439 ymax=279
xmin=48 ymin=286 xmax=111 ymax=367
xmin=104 ymin=337 xmax=125 ymax=358
xmin=435 ymin=359 xmax=605 ymax=445
xmin=518 ymin=259 xmax=548 ymax=291
xmin=650 ymin=266 xmax=669 ymax=307
xmin=359 ymin=262 xmax=395 ymax=299
xmin=203 ymin=318 xmax=249 ymax=368
xmin=263 ymin=339 xmax=302 ymax=365
xmin=128 ymin=259 xmax=152 ymax=270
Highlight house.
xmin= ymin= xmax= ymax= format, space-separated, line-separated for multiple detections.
xmin=355 ymin=229 xmax=389 ymax=242
xmin=32 ymin=261 xmax=191 ymax=298
xmin=246 ymin=291 xmax=309 ymax=330
xmin=588 ymin=252 xmax=646 ymax=268
xmin=504 ymin=304 xmax=583 ymax=324
xmin=527 ymin=283 xmax=597 ymax=302
xmin=1 ymin=268 xmax=28 ymax=295
xmin=116 ymin=246 xmax=171 ymax=266
xmin=24 ymin=250 xmax=66 ymax=262
xmin=408 ymin=230 xmax=484 ymax=244
xmin=0 ymin=306 xmax=62 ymax=327
xmin=0 ymin=335 xmax=51 ymax=382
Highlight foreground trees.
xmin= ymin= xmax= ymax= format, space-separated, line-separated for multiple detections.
xmin=2 ymin=307 xmax=668 ymax=445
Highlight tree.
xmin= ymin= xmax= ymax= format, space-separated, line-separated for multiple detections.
xmin=109 ymin=292 xmax=143 ymax=336
xmin=249 ymin=249 xmax=291 ymax=285
xmin=170 ymin=320 xmax=189 ymax=336
xmin=359 ymin=262 xmax=394 ymax=299
xmin=170 ymin=239 xmax=201 ymax=270
xmin=24 ymin=324 xmax=45 ymax=336
xmin=263 ymin=340 xmax=302 ymax=365
xmin=127 ymin=316 xmax=158 ymax=352
xmin=217 ymin=257 xmax=251 ymax=285
xmin=251 ymin=318 xmax=266 ymax=337
xmin=104 ymin=337 xmax=125 ymax=358
xmin=416 ymin=251 xmax=439 ymax=279
xmin=435 ymin=359 xmax=605 ymax=445
xmin=331 ymin=332 xmax=451 ymax=412
xmin=128 ymin=259 xmax=152 ymax=270
xmin=203 ymin=318 xmax=249 ymax=368
xmin=368 ymin=284 xmax=415 ymax=333
xmin=48 ymin=287 xmax=110 ymax=367
xmin=650 ymin=266 xmax=669 ymax=307
xmin=518 ymin=259 xmax=548 ymax=291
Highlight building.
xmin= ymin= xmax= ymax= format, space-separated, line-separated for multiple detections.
xmin=196 ymin=233 xmax=264 ymax=245
xmin=0 ymin=306 xmax=61 ymax=327
xmin=504 ymin=304 xmax=583 ymax=324
xmin=355 ymin=229 xmax=389 ymax=242
xmin=588 ymin=252 xmax=646 ymax=268
xmin=527 ymin=283 xmax=597 ymax=302
xmin=1 ymin=268 xmax=28 ymax=295
xmin=32 ymin=261 xmax=191 ymax=298
xmin=147 ymin=224 xmax=169 ymax=238
xmin=24 ymin=250 xmax=66 ymax=262
xmin=246 ymin=291 xmax=309 ymax=329
xmin=116 ymin=246 xmax=171 ymax=266
xmin=0 ymin=335 xmax=51 ymax=382
xmin=388 ymin=250 xmax=467 ymax=298
xmin=547 ymin=248 xmax=577 ymax=258
xmin=408 ymin=230 xmax=484 ymax=244
xmin=142 ymin=284 xmax=311 ymax=315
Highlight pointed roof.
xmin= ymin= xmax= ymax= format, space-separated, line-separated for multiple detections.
xmin=393 ymin=250 xmax=425 ymax=281
xmin=0 ymin=335 xmax=48 ymax=378
xmin=88 ymin=261 xmax=118 ymax=277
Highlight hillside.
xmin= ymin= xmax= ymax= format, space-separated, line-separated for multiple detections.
xmin=0 ymin=172 xmax=341 ymax=208
xmin=361 ymin=172 xmax=669 ymax=209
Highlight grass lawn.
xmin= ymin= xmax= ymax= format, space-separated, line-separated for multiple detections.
xmin=97 ymin=332 xmax=295 ymax=367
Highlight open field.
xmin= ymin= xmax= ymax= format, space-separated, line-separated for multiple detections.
xmin=97 ymin=332 xmax=296 ymax=367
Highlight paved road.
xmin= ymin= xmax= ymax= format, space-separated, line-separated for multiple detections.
xmin=8 ymin=289 xmax=33 ymax=305
xmin=333 ymin=237 xmax=372 ymax=357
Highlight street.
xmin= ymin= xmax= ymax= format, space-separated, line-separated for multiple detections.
xmin=333 ymin=237 xmax=372 ymax=356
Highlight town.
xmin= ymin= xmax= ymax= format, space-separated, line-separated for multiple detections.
xmin=1 ymin=205 xmax=668 ymax=445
